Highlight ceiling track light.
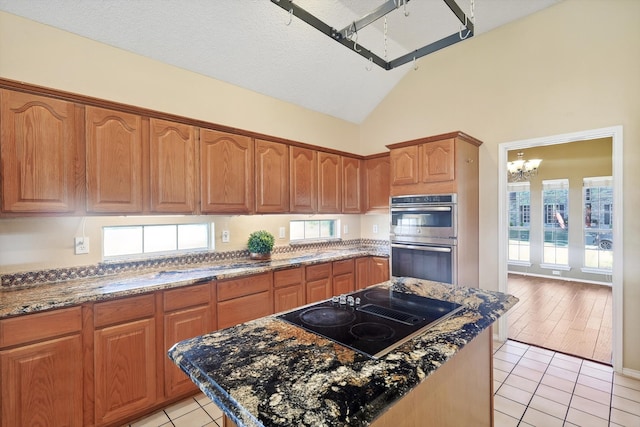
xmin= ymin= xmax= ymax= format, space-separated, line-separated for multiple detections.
xmin=270 ymin=0 xmax=475 ymax=71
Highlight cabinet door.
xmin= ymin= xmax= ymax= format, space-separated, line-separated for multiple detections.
xmin=390 ymin=145 xmax=420 ymax=186
xmin=289 ymin=146 xmax=317 ymax=213
xmin=342 ymin=157 xmax=362 ymax=213
xmin=370 ymin=257 xmax=390 ymax=285
xmin=306 ymin=278 xmax=332 ymax=304
xmin=200 ymin=129 xmax=253 ymax=213
xmin=274 ymin=285 xmax=304 ymax=313
xmin=364 ymin=155 xmax=390 ymax=213
xmin=355 ymin=257 xmax=370 ymax=290
xmin=317 ymin=152 xmax=341 ymax=213
xmin=94 ymin=318 xmax=156 ymax=426
xmin=1 ymin=335 xmax=83 ymax=427
xmin=0 ymin=90 xmax=78 ymax=213
xmin=164 ymin=306 xmax=211 ymax=397
xmin=217 ymin=291 xmax=272 ymax=329
xmin=333 ymin=273 xmax=355 ymax=295
xmin=255 ymin=139 xmax=289 ymax=213
xmin=86 ymin=106 xmax=144 ymax=213
xmin=421 ymin=139 xmax=455 ymax=183
xmin=149 ymin=118 xmax=195 ymax=213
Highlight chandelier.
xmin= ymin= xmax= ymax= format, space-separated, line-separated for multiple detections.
xmin=507 ymin=152 xmax=542 ymax=182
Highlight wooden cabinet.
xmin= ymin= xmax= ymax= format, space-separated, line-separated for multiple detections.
xmin=370 ymin=256 xmax=390 ymax=284
xmin=289 ymin=146 xmax=317 ymax=213
xmin=93 ymin=294 xmax=157 ymax=426
xmin=342 ymin=156 xmax=362 ymax=213
xmin=364 ymin=154 xmax=390 ymax=213
xmin=356 ymin=256 xmax=390 ymax=290
xmin=200 ymin=128 xmax=254 ymax=213
xmin=305 ymin=262 xmax=332 ymax=303
xmin=149 ymin=118 xmax=196 ymax=213
xmin=332 ymin=258 xmax=355 ymax=295
xmin=317 ymin=152 xmax=342 ymax=213
xmin=0 ymin=307 xmax=83 ymax=427
xmin=163 ymin=283 xmax=213 ymax=398
xmin=0 ymin=89 xmax=81 ymax=213
xmin=86 ymin=106 xmax=145 ymax=213
xmin=387 ymin=132 xmax=481 ymax=196
xmin=274 ymin=267 xmax=304 ymax=313
xmin=255 ymin=139 xmax=289 ymax=213
xmin=217 ymin=272 xmax=273 ymax=329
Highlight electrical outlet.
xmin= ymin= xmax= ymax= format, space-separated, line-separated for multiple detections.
xmin=343 ymin=224 xmax=349 ymax=235
xmin=75 ymin=237 xmax=89 ymax=255
xmin=222 ymin=230 xmax=230 ymax=243
xmin=552 ymin=270 xmax=561 ymax=276
xmin=279 ymin=227 xmax=286 ymax=239
xmin=373 ymin=224 xmax=379 ymax=234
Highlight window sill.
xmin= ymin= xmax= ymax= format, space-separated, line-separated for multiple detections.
xmin=539 ymin=263 xmax=571 ymax=271
xmin=508 ymin=261 xmax=532 ymax=267
xmin=289 ymin=238 xmax=342 ymax=246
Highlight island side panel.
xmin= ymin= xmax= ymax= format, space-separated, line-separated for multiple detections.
xmin=371 ymin=327 xmax=494 ymax=427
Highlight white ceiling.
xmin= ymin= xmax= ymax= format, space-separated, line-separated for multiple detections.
xmin=0 ymin=0 xmax=560 ymax=123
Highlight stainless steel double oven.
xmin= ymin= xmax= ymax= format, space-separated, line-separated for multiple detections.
xmin=390 ymin=194 xmax=458 ymax=285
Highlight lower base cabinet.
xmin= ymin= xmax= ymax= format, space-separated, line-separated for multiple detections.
xmin=0 ymin=306 xmax=83 ymax=427
xmin=94 ymin=318 xmax=157 ymax=426
xmin=1 ymin=335 xmax=83 ymax=427
xmin=356 ymin=256 xmax=390 ymax=289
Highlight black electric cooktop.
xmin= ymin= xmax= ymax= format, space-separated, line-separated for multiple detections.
xmin=277 ymin=287 xmax=464 ymax=358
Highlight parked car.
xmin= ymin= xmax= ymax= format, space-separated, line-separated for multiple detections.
xmin=586 ymin=232 xmax=613 ymax=250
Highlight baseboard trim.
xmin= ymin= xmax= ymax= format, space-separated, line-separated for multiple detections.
xmin=621 ymin=367 xmax=640 ymax=380
xmin=508 ymin=270 xmax=612 ymax=287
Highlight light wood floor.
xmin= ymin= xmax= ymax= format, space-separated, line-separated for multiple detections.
xmin=507 ymin=273 xmax=612 ymax=365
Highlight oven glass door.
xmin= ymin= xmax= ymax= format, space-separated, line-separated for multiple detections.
xmin=390 ymin=206 xmax=455 ymax=240
xmin=391 ymin=243 xmax=456 ymax=284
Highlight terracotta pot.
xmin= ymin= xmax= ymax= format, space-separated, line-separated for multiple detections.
xmin=249 ymin=252 xmax=271 ymax=261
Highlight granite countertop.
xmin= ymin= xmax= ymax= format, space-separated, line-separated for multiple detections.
xmin=0 ymin=248 xmax=384 ymax=319
xmin=168 ymin=277 xmax=519 ymax=427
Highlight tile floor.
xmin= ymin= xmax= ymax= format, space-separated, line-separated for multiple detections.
xmin=493 ymin=340 xmax=640 ymax=427
xmin=124 ymin=340 xmax=640 ymax=427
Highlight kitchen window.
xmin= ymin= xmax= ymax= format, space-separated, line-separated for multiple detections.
xmin=289 ymin=219 xmax=338 ymax=242
xmin=103 ymin=223 xmax=212 ymax=259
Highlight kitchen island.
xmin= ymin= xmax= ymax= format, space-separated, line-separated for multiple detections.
xmin=169 ymin=277 xmax=518 ymax=427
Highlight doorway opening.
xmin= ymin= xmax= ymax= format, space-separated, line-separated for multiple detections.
xmin=497 ymin=126 xmax=623 ymax=371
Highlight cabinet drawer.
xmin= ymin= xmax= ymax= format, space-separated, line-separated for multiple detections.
xmin=305 ymin=262 xmax=331 ymax=281
xmin=0 ymin=306 xmax=82 ymax=348
xmin=94 ymin=294 xmax=156 ymax=328
xmin=274 ymin=267 xmax=302 ymax=289
xmin=217 ymin=272 xmax=272 ymax=302
xmin=217 ymin=291 xmax=272 ymax=329
xmin=332 ymin=259 xmax=354 ymax=276
xmin=163 ymin=283 xmax=211 ymax=312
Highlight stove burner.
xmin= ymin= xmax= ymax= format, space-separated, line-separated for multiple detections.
xmin=350 ymin=322 xmax=396 ymax=342
xmin=300 ymin=307 xmax=356 ymax=327
xmin=362 ymin=288 xmax=392 ymax=302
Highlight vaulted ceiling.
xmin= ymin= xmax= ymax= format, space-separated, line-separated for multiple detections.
xmin=0 ymin=0 xmax=561 ymax=123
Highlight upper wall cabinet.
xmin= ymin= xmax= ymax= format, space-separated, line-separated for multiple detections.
xmin=387 ymin=132 xmax=482 ymax=196
xmin=86 ymin=106 xmax=145 ymax=213
xmin=342 ymin=156 xmax=362 ymax=214
xmin=318 ymin=152 xmax=342 ymax=214
xmin=289 ymin=146 xmax=317 ymax=214
xmin=200 ymin=128 xmax=254 ymax=214
xmin=0 ymin=90 xmax=80 ymax=214
xmin=364 ymin=154 xmax=390 ymax=213
xmin=255 ymin=139 xmax=289 ymax=213
xmin=149 ymin=118 xmax=196 ymax=213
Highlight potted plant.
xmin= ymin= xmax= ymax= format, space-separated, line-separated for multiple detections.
xmin=247 ymin=230 xmax=275 ymax=260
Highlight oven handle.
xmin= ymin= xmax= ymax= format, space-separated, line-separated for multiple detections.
xmin=390 ymin=206 xmax=452 ymax=212
xmin=391 ymin=243 xmax=452 ymax=253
